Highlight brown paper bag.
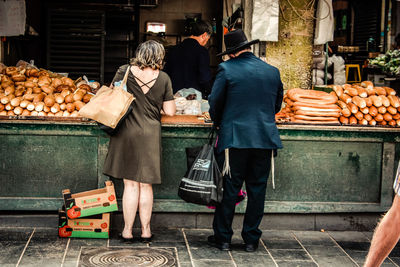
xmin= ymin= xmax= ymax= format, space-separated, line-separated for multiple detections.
xmin=79 ymin=66 xmax=134 ymax=129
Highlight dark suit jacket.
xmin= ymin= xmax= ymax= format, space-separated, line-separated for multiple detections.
xmin=208 ymin=52 xmax=283 ymax=153
xmin=164 ymin=38 xmax=212 ymax=97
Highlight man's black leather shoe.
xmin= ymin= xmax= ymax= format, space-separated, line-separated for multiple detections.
xmin=207 ymin=235 xmax=231 ymax=251
xmin=244 ymin=243 xmax=258 ymax=252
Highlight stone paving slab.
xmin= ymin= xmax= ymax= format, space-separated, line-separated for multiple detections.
xmin=2 ymin=227 xmax=400 ymax=266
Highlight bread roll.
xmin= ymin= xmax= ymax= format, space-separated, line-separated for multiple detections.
xmin=73 ymin=91 xmax=84 ymax=102
xmin=64 ymin=94 xmax=74 ymax=103
xmin=44 ymin=95 xmax=55 ymax=107
xmin=41 ymin=85 xmax=54 ymax=95
xmin=14 ymin=87 xmax=25 ymax=97
xmin=32 ymin=87 xmax=42 ymax=94
xmin=55 ymin=94 xmax=65 ymax=104
xmin=60 ymin=89 xmax=71 ymax=98
xmin=13 ymin=106 xmax=23 ymax=115
xmin=51 ymin=103 xmax=60 ymax=113
xmin=43 ymin=105 xmax=50 ymax=113
xmin=51 ymin=78 xmax=62 ymax=88
xmin=33 ymin=93 xmax=46 ymax=103
xmin=66 ymin=103 xmax=75 ymax=113
xmin=23 ymin=93 xmax=36 ymax=101
xmin=4 ymin=86 xmax=15 ymax=96
xmin=34 ymin=102 xmax=45 ymax=112
xmin=61 ymin=77 xmax=74 ymax=87
xmin=10 ymin=97 xmax=21 ymax=107
xmin=56 ymin=84 xmax=69 ymax=93
xmin=21 ymin=109 xmax=31 ymax=116
xmin=26 ymin=102 xmax=35 ymax=111
xmin=82 ymin=94 xmax=93 ymax=103
xmin=74 ymin=100 xmax=85 ymax=111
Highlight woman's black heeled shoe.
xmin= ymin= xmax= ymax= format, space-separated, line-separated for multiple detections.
xmin=140 ymin=234 xmax=154 ymax=243
xmin=119 ymin=233 xmax=135 ymax=243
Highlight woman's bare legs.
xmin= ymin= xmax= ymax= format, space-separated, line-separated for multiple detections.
xmin=122 ymin=179 xmax=140 ymax=239
xmin=138 ymin=183 xmax=153 ymax=238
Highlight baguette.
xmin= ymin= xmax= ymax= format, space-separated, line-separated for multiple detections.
xmin=339 ymin=116 xmax=349 ymax=124
xmin=379 ymin=120 xmax=387 ymax=126
xmin=339 ymin=93 xmax=352 ymax=104
xmin=379 ymin=95 xmax=390 ymax=107
xmin=360 ymin=107 xmax=369 ymax=114
xmin=43 ymin=105 xmax=51 ymax=113
xmin=369 ymin=119 xmax=377 ymax=126
xmin=344 ymin=87 xmax=358 ymax=97
xmin=54 ymin=93 xmax=65 ymax=104
xmin=388 ymin=106 xmax=397 ymax=115
xmin=30 ymin=110 xmax=39 ymax=116
xmin=388 ymin=95 xmax=400 ymax=108
xmin=358 ymin=118 xmax=368 ymax=125
xmin=66 ymin=103 xmax=75 ymax=113
xmin=347 ymin=102 xmax=359 ymax=114
xmin=355 ymin=86 xmax=368 ymax=98
xmin=0 ymin=103 xmax=4 ymax=112
xmin=361 ymin=81 xmax=374 ymax=89
xmin=60 ymin=103 xmax=66 ymax=111
xmin=333 ymin=85 xmax=344 ymax=97
xmin=384 ymin=113 xmax=393 ymax=121
xmin=349 ymin=116 xmax=357 ymax=124
xmin=352 ymin=96 xmax=366 ymax=108
xmin=389 ymin=120 xmax=396 ymax=126
xmin=5 ymin=103 xmax=12 ymax=111
xmin=341 ymin=108 xmax=351 ymax=117
xmin=393 ymin=113 xmax=400 ymax=120
xmin=365 ymin=96 xmax=373 ymax=107
xmin=375 ymin=114 xmax=384 ymax=122
xmin=384 ymin=86 xmax=396 ymax=96
xmin=378 ymin=106 xmax=387 ymax=114
xmin=375 ymin=87 xmax=387 ymax=96
xmin=370 ymin=95 xmax=383 ymax=107
xmin=26 ymin=102 xmax=35 ymax=111
xmin=7 ymin=110 xmax=15 ymax=116
xmin=369 ymin=106 xmax=378 ymax=117
xmin=295 ymin=110 xmax=340 ymax=117
xmin=74 ymin=101 xmax=85 ymax=111
xmin=355 ymin=111 xmax=363 ymax=120
xmin=364 ymin=114 xmax=372 ymax=121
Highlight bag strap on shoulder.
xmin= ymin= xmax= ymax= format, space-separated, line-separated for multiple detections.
xmin=120 ymin=65 xmax=131 ymax=88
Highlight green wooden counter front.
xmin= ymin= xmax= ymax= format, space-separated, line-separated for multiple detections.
xmin=0 ymin=120 xmax=399 ymax=213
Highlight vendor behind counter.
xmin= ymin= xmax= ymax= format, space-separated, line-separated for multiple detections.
xmin=163 ymin=20 xmax=213 ymax=99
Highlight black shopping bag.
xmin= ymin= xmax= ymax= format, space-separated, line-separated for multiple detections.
xmin=178 ymin=143 xmax=223 ymax=206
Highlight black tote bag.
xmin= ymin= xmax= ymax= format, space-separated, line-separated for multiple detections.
xmin=178 ymin=130 xmax=223 ymax=206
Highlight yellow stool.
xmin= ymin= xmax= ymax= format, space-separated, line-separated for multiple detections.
xmin=345 ymin=64 xmax=361 ymax=83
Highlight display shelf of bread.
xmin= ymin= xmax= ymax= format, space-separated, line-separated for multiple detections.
xmin=276 ymin=82 xmax=400 ymax=127
xmin=0 ymin=66 xmax=100 ymax=120
xmin=332 ymin=82 xmax=400 ymax=126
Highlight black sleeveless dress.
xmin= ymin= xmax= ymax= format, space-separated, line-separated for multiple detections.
xmin=103 ymin=65 xmax=174 ymax=184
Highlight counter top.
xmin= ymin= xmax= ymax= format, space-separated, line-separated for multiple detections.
xmin=2 ymin=115 xmax=400 ymax=132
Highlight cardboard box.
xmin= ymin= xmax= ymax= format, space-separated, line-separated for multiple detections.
xmin=63 ymin=181 xmax=118 ymax=219
xmin=58 ymin=209 xmax=110 ymax=238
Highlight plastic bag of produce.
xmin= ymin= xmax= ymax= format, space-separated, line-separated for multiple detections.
xmin=174 ymin=88 xmax=202 ymax=115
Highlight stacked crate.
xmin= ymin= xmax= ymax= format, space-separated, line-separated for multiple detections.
xmin=58 ymin=181 xmax=118 ymax=238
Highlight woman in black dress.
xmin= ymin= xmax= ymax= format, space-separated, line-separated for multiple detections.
xmin=103 ymin=40 xmax=176 ymax=241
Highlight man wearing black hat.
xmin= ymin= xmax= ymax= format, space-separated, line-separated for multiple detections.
xmin=207 ymin=29 xmax=283 ymax=252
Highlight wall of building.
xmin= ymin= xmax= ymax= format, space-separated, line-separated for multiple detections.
xmin=263 ymin=0 xmax=314 ymax=90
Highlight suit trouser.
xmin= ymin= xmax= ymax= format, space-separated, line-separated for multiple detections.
xmin=213 ymin=148 xmax=272 ymax=245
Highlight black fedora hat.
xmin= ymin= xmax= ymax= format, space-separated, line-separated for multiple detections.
xmin=217 ymin=29 xmax=259 ymax=56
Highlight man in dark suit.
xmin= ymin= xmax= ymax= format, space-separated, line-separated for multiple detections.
xmin=163 ymin=20 xmax=212 ymax=98
xmin=207 ymin=29 xmax=284 ymax=252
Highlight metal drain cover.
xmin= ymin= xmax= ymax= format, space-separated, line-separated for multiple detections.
xmin=79 ymin=247 xmax=177 ymax=267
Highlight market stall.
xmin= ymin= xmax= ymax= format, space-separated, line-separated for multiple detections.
xmin=0 ymin=117 xmax=398 ymax=214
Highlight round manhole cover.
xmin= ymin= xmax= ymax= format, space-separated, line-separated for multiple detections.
xmin=80 ymin=247 xmax=176 ymax=267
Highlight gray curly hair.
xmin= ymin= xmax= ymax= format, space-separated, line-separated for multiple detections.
xmin=130 ymin=40 xmax=165 ymax=70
